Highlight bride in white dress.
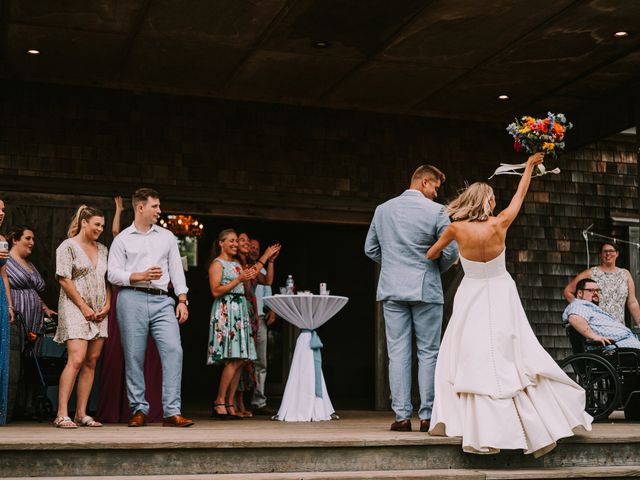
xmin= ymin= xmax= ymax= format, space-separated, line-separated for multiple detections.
xmin=426 ymin=152 xmax=592 ymax=457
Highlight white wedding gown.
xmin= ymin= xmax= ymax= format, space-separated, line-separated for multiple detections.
xmin=429 ymin=250 xmax=592 ymax=457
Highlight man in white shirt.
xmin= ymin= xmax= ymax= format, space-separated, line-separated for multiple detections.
xmin=108 ymin=188 xmax=193 ymax=427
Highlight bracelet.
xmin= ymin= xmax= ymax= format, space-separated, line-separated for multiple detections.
xmin=256 ymin=259 xmax=265 ymax=265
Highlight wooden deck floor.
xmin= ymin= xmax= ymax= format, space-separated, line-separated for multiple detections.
xmin=0 ymin=410 xmax=638 ymax=450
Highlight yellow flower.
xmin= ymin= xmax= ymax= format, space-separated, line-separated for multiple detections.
xmin=542 ymin=142 xmax=555 ymax=151
xmin=519 ymin=126 xmax=531 ymax=134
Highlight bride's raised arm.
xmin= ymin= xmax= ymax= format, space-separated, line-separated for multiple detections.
xmin=496 ymin=152 xmax=544 ymax=228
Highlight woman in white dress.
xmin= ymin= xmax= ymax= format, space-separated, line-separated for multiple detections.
xmin=426 ymin=152 xmax=592 ymax=457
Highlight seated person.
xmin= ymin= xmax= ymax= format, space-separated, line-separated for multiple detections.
xmin=562 ymin=278 xmax=640 ymax=350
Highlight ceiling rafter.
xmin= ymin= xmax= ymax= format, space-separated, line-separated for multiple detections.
xmin=220 ymin=0 xmax=301 ymax=94
xmin=404 ymin=0 xmax=584 ymax=113
xmin=113 ymin=0 xmax=154 ymax=82
xmin=317 ymin=0 xmax=437 ymax=101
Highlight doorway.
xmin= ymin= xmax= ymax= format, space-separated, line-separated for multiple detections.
xmin=179 ymin=216 xmax=376 ymax=410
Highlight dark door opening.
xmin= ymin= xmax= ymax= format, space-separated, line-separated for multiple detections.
xmin=179 ymin=216 xmax=376 ymax=411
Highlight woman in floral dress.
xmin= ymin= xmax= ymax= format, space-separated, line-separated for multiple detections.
xmin=53 ymin=206 xmax=110 ymax=428
xmin=207 ymin=229 xmax=257 ymax=419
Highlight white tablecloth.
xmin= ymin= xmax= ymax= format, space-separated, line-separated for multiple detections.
xmin=263 ymin=294 xmax=348 ymax=422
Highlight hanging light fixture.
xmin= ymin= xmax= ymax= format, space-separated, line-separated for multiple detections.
xmin=159 ymin=214 xmax=204 ymax=237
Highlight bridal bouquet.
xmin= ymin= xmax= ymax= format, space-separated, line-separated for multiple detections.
xmin=507 ymin=112 xmax=572 ymax=158
xmin=491 ymin=112 xmax=572 ymax=178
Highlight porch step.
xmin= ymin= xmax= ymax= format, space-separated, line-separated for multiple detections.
xmin=4 ymin=466 xmax=640 ymax=479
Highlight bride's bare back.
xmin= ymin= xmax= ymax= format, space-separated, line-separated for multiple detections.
xmin=427 ymin=152 xmax=544 ymax=263
xmin=449 ymin=219 xmax=506 ymax=262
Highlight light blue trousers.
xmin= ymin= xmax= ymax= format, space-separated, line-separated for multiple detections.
xmin=383 ymin=300 xmax=442 ymax=421
xmin=117 ymin=289 xmax=183 ymax=418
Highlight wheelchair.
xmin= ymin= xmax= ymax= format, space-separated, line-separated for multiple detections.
xmin=559 ymin=326 xmax=640 ymax=421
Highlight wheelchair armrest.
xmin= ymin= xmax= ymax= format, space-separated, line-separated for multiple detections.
xmin=585 ymin=339 xmax=617 ymax=347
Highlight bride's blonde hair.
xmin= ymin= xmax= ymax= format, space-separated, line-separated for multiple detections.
xmin=446 ymin=182 xmax=494 ymax=222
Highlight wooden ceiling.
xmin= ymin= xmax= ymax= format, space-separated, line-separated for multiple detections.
xmin=1 ymin=0 xmax=640 ymax=124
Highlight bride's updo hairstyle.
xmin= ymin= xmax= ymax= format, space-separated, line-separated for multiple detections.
xmin=446 ymin=182 xmax=494 ymax=222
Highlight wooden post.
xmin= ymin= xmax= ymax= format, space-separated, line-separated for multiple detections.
xmin=373 ymin=264 xmax=389 ymax=411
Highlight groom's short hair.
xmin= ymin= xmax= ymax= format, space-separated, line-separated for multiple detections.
xmin=411 ymin=164 xmax=445 ymax=183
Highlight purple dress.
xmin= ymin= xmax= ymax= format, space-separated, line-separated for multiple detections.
xmin=6 ymin=257 xmax=45 ymax=351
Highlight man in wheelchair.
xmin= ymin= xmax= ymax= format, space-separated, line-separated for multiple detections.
xmin=562 ymin=278 xmax=640 ymax=421
xmin=562 ymin=278 xmax=640 ymax=350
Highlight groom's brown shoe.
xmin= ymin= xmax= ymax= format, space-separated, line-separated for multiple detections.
xmin=128 ymin=411 xmax=146 ymax=427
xmin=390 ymin=419 xmax=412 ymax=432
xmin=420 ymin=419 xmax=431 ymax=432
xmin=163 ymin=415 xmax=194 ymax=427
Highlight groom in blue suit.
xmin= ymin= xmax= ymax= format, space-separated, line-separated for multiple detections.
xmin=365 ymin=165 xmax=458 ymax=432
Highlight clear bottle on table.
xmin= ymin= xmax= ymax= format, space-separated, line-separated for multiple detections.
xmin=285 ymin=275 xmax=295 ymax=294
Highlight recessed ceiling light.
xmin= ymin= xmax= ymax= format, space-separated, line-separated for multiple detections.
xmin=498 ymin=94 xmax=509 ymax=100
xmin=312 ymin=40 xmax=330 ymax=48
xmin=27 ymin=49 xmax=41 ymax=55
xmin=613 ymin=31 xmax=629 ymax=38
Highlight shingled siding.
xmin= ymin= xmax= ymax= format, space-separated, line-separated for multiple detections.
xmin=0 ymin=80 xmax=638 ymax=362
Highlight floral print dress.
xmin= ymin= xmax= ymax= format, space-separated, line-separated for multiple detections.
xmin=54 ymin=239 xmax=109 ymax=344
xmin=206 ymin=259 xmax=257 ymax=365
xmin=591 ymin=266 xmax=628 ymax=324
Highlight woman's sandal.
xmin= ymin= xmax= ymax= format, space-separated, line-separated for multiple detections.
xmin=74 ymin=415 xmax=103 ymax=427
xmin=225 ymin=404 xmax=244 ymax=420
xmin=211 ymin=403 xmax=230 ymax=420
xmin=53 ymin=416 xmax=78 ymax=429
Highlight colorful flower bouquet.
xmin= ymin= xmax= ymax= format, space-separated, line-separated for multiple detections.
xmin=507 ymin=112 xmax=572 ymax=158
xmin=492 ymin=112 xmax=572 ymax=178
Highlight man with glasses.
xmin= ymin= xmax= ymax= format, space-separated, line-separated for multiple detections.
xmin=563 ymin=278 xmax=640 ymax=349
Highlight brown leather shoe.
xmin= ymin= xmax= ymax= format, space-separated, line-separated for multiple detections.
xmin=163 ymin=415 xmax=194 ymax=427
xmin=128 ymin=411 xmax=146 ymax=427
xmin=420 ymin=419 xmax=431 ymax=432
xmin=390 ymin=419 xmax=412 ymax=432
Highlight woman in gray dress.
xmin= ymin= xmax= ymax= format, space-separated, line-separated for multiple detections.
xmin=53 ymin=206 xmax=110 ymax=428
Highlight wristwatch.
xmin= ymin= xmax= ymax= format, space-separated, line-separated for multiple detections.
xmin=179 ymin=298 xmax=189 ymax=306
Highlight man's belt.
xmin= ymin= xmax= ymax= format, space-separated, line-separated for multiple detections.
xmin=122 ymin=286 xmax=168 ymax=296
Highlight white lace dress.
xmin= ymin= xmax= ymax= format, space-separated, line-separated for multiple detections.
xmin=429 ymin=250 xmax=592 ymax=457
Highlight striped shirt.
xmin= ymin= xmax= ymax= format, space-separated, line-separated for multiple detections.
xmin=562 ymin=299 xmax=640 ymax=349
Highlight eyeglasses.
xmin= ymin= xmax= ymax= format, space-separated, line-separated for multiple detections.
xmin=581 ymin=288 xmax=601 ymax=294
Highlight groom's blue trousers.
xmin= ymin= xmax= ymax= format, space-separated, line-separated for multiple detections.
xmin=383 ymin=300 xmax=442 ymax=421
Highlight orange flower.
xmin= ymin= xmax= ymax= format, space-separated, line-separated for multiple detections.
xmin=553 ymin=123 xmax=565 ymax=135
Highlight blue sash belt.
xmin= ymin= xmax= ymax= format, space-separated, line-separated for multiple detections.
xmin=301 ymin=328 xmax=323 ymax=398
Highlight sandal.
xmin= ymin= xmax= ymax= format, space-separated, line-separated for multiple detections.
xmin=53 ymin=416 xmax=78 ymax=429
xmin=74 ymin=415 xmax=103 ymax=427
xmin=225 ymin=404 xmax=244 ymax=420
xmin=211 ymin=403 xmax=230 ymax=420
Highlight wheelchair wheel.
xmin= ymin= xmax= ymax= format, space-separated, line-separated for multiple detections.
xmin=560 ymin=353 xmax=620 ymax=421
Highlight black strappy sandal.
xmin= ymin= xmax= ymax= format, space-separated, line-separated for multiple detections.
xmin=225 ymin=404 xmax=244 ymax=420
xmin=211 ymin=403 xmax=230 ymax=420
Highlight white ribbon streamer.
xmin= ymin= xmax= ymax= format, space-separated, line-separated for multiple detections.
xmin=489 ymin=162 xmax=560 ymax=179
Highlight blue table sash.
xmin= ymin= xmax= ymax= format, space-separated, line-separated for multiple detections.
xmin=301 ymin=328 xmax=323 ymax=398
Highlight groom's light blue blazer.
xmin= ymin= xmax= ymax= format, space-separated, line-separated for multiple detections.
xmin=365 ymin=189 xmax=458 ymax=304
